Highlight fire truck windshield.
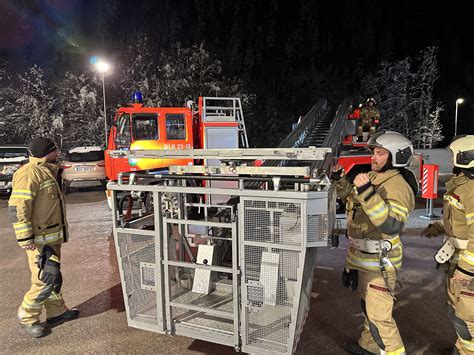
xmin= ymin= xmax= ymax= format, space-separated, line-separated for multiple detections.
xmin=132 ymin=113 xmax=158 ymax=141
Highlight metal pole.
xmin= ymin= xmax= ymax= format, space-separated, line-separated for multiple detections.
xmin=102 ymin=73 xmax=108 ymax=144
xmin=455 ymin=100 xmax=459 ymax=137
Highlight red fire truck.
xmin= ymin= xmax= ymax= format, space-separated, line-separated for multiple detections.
xmin=105 ymin=93 xmax=248 ymax=181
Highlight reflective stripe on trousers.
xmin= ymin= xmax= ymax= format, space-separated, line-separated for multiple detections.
xmin=357 ymin=269 xmax=405 ymax=354
xmin=18 ymin=245 xmax=67 ymax=325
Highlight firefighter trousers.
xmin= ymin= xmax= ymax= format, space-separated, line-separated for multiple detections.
xmin=18 ymin=244 xmax=67 ymax=326
xmin=357 ymin=269 xmax=406 ymax=354
xmin=447 ymin=274 xmax=474 ymax=354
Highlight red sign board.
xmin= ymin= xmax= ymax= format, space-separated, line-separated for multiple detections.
xmin=421 ymin=164 xmax=439 ymax=199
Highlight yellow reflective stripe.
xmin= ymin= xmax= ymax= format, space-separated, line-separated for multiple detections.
xmin=21 ymin=298 xmax=42 ymax=310
xmin=466 ymin=212 xmax=474 ymax=225
xmin=366 ymin=201 xmax=389 ymax=219
xmin=382 ymin=346 xmax=406 ymax=355
xmin=461 ymin=250 xmax=474 ymax=266
xmin=388 ymin=202 xmax=409 ymax=221
xmin=459 ymin=337 xmax=474 ymax=350
xmin=13 ymin=222 xmax=32 ymax=232
xmin=39 ymin=180 xmax=55 ymax=190
xmin=388 ymin=201 xmax=408 ymax=213
xmin=48 ymin=291 xmax=61 ymax=300
xmin=10 ymin=191 xmax=35 ymax=200
xmin=15 ymin=230 xmax=33 ymax=239
xmin=12 ymin=189 xmax=36 ymax=196
xmin=34 ymin=231 xmax=62 ymax=244
xmin=347 ymin=253 xmax=402 ymax=269
xmin=445 ymin=195 xmax=465 ymax=211
xmin=49 ymin=255 xmax=60 ymax=263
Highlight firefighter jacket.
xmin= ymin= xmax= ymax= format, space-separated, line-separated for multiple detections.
xmin=433 ymin=174 xmax=474 ymax=280
xmin=360 ymin=107 xmax=381 ymax=126
xmin=336 ymin=169 xmax=415 ymax=272
xmin=8 ymin=157 xmax=68 ymax=247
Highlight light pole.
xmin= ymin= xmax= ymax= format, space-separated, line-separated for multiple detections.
xmin=93 ymin=58 xmax=111 ymax=144
xmin=455 ymin=98 xmax=464 ymax=137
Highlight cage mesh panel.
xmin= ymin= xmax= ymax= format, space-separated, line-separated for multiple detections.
xmin=244 ymin=200 xmax=302 ymax=246
xmin=169 ymin=265 xmax=235 ymax=335
xmin=243 ymin=244 xmax=300 ymax=353
xmin=307 ymin=214 xmax=328 ymax=243
xmin=117 ymin=233 xmax=157 ymax=322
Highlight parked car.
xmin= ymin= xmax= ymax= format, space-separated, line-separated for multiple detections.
xmin=0 ymin=145 xmax=30 ymax=195
xmin=61 ymin=146 xmax=107 ymax=193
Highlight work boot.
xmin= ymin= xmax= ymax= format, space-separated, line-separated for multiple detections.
xmin=21 ymin=323 xmax=47 ymax=338
xmin=343 ymin=342 xmax=376 ymax=355
xmin=46 ymin=308 xmax=79 ymax=325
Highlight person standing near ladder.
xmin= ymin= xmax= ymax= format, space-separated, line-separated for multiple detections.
xmin=332 ymin=131 xmax=417 ymax=354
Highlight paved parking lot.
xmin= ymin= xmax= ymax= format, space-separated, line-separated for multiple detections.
xmin=0 ymin=189 xmax=455 ymax=354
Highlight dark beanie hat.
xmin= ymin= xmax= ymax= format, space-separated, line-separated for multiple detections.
xmin=28 ymin=137 xmax=57 ymax=158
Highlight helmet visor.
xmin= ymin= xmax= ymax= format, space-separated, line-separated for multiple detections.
xmin=457 ymin=149 xmax=474 ymax=166
xmin=396 ymin=146 xmax=412 ymax=166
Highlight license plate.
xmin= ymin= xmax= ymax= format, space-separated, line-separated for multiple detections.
xmin=75 ymin=166 xmax=94 ymax=172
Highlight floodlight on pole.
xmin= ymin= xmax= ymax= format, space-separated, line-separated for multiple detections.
xmin=455 ymin=98 xmax=464 ymax=137
xmin=91 ymin=58 xmax=111 ymax=144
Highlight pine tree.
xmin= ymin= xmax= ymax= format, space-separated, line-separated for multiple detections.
xmin=117 ymin=34 xmax=159 ymax=106
xmin=13 ymin=65 xmax=58 ymax=145
xmin=360 ymin=46 xmax=443 ymax=147
xmin=54 ymin=71 xmax=104 ymax=149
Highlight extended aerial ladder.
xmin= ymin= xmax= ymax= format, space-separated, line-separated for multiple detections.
xmin=106 ymin=98 xmax=355 ymax=354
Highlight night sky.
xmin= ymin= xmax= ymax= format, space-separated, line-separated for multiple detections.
xmin=1 ymin=0 xmax=472 ymax=145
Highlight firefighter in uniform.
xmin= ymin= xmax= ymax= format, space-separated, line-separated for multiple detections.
xmin=357 ymin=98 xmax=381 ymax=142
xmin=422 ymin=135 xmax=474 ymax=354
xmin=332 ymin=131 xmax=417 ymax=355
xmin=8 ymin=137 xmax=79 ymax=338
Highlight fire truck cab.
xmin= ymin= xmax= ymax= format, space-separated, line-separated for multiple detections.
xmin=105 ymin=94 xmax=248 ymax=181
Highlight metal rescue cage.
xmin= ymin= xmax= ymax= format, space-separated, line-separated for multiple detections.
xmin=107 ymin=147 xmax=336 ymax=354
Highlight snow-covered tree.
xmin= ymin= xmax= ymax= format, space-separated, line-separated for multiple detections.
xmin=10 ymin=66 xmax=58 ymax=145
xmin=361 ymin=58 xmax=412 ymax=135
xmin=412 ymin=102 xmax=444 ymax=149
xmin=0 ymin=62 xmax=12 ymax=143
xmin=151 ymin=42 xmax=226 ymax=106
xmin=360 ymin=46 xmax=443 ymax=147
xmin=55 ymin=72 xmax=104 ymax=149
xmin=117 ymin=34 xmax=159 ymax=106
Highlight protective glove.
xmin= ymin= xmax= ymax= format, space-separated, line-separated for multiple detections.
xmin=342 ymin=268 xmax=358 ymax=291
xmin=37 ymin=245 xmax=61 ymax=286
xmin=421 ymin=222 xmax=444 ymax=238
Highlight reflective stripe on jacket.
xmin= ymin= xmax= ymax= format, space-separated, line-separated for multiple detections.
xmin=8 ymin=157 xmax=68 ymax=247
xmin=336 ymin=169 xmax=415 ymax=272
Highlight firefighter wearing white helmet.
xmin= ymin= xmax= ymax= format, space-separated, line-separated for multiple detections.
xmin=357 ymin=98 xmax=381 ymax=142
xmin=422 ymin=135 xmax=474 ymax=354
xmin=332 ymin=131 xmax=416 ymax=354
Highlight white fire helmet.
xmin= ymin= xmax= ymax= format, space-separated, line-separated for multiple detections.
xmin=366 ymin=97 xmax=377 ymax=106
xmin=367 ymin=131 xmax=413 ymax=167
xmin=449 ymin=135 xmax=474 ymax=169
